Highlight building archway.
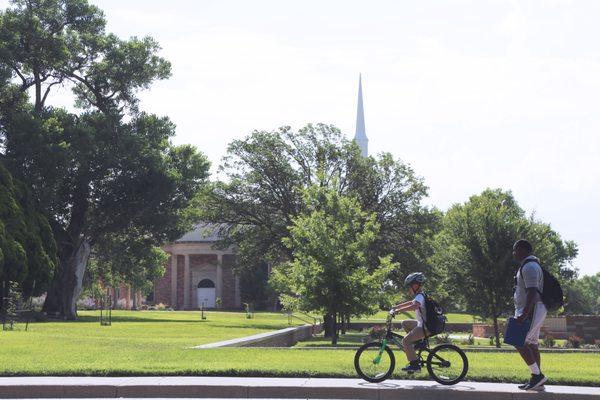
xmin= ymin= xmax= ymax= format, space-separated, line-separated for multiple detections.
xmin=197 ymin=279 xmax=216 ymax=308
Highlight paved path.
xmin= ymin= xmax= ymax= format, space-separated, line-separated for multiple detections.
xmin=0 ymin=377 xmax=599 ymax=399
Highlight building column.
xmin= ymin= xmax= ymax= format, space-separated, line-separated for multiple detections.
xmin=183 ymin=254 xmax=190 ymax=309
xmin=216 ymin=254 xmax=223 ymax=303
xmin=170 ymin=254 xmax=178 ymax=308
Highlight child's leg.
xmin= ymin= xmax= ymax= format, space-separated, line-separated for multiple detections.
xmin=401 ymin=319 xmax=418 ymax=333
xmin=403 ymin=325 xmax=425 ymax=362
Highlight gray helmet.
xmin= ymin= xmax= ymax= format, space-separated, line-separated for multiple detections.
xmin=404 ymin=272 xmax=425 ymax=287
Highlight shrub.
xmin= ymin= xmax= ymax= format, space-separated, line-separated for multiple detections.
xmin=459 ymin=334 xmax=475 ymax=346
xmin=542 ymin=334 xmax=556 ymax=348
xmin=435 ymin=333 xmax=452 ymax=344
xmin=368 ymin=325 xmax=384 ymax=339
xmin=595 ymin=339 xmax=600 ymax=349
xmin=568 ymin=335 xmax=583 ymax=349
xmin=77 ymin=297 xmax=97 ymax=310
xmin=155 ymin=303 xmax=166 ymax=311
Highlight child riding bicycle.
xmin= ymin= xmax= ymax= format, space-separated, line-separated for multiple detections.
xmin=389 ymin=272 xmax=428 ymax=373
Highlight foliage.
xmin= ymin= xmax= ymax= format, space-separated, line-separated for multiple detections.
xmin=199 ymin=124 xmax=437 ymax=290
xmin=430 ymin=189 xmax=577 ymax=347
xmin=0 ymin=0 xmax=210 ymax=319
xmin=270 ymin=182 xmax=395 ymax=344
xmin=542 ymin=334 xmax=556 ymax=348
xmin=0 ymin=162 xmax=57 ymax=302
xmin=564 ymin=273 xmax=600 ymax=315
xmin=434 ymin=332 xmax=452 ymax=344
xmin=567 ymin=335 xmax=583 ymax=349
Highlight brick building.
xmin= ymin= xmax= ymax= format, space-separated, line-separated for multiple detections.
xmin=154 ymin=224 xmax=241 ymax=310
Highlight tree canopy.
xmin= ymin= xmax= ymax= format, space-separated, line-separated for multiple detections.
xmin=431 ymin=188 xmax=578 ymax=346
xmin=200 ymin=124 xmax=437 ymax=289
xmin=270 ymin=182 xmax=395 ymax=344
xmin=0 ymin=0 xmax=210 ymax=319
xmin=0 ymin=160 xmax=57 ymax=305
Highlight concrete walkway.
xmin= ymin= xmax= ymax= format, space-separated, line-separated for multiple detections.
xmin=0 ymin=377 xmax=599 ymax=399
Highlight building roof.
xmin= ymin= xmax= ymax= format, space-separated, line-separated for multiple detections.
xmin=175 ymin=223 xmax=228 ymax=243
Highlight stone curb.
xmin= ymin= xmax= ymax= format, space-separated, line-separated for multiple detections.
xmin=192 ymin=324 xmax=317 ymax=348
xmin=1 ymin=377 xmax=599 ymax=399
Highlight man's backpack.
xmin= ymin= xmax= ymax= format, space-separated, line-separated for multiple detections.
xmin=423 ymin=293 xmax=446 ymax=336
xmin=519 ymin=260 xmax=564 ymax=312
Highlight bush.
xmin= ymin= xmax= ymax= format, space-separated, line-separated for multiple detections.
xmin=435 ymin=333 xmax=452 ymax=344
xmin=568 ymin=335 xmax=583 ymax=349
xmin=155 ymin=303 xmax=167 ymax=311
xmin=77 ymin=297 xmax=97 ymax=310
xmin=542 ymin=334 xmax=556 ymax=348
xmin=595 ymin=339 xmax=600 ymax=349
xmin=459 ymin=334 xmax=475 ymax=346
xmin=368 ymin=325 xmax=384 ymax=339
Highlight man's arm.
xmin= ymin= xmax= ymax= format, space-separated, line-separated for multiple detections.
xmin=516 ymin=287 xmax=537 ymax=322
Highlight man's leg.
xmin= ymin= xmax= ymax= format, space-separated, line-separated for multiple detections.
xmin=520 ymin=304 xmax=547 ymax=390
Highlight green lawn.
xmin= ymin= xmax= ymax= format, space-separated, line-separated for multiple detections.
xmin=360 ymin=311 xmax=481 ymax=323
xmin=1 ymin=311 xmax=598 ymax=386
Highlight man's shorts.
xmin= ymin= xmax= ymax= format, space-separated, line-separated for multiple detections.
xmin=525 ymin=302 xmax=547 ymax=345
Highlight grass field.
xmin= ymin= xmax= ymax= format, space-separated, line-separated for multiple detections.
xmin=361 ymin=310 xmax=501 ymax=323
xmin=1 ymin=311 xmax=598 ymax=386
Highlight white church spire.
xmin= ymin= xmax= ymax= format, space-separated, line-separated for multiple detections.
xmin=354 ymin=74 xmax=368 ymax=157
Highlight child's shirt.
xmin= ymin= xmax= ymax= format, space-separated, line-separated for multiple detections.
xmin=413 ymin=292 xmax=426 ymax=327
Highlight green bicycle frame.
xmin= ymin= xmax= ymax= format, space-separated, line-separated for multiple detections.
xmin=373 ymin=339 xmax=388 ymax=364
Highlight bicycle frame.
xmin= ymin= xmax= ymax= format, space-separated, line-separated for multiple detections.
xmin=374 ymin=315 xmax=449 ymax=369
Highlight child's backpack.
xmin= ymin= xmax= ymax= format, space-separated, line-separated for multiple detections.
xmin=520 ymin=261 xmax=564 ymax=312
xmin=423 ymin=293 xmax=446 ymax=336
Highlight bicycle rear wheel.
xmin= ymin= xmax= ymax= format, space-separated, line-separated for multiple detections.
xmin=426 ymin=344 xmax=469 ymax=385
xmin=354 ymin=341 xmax=395 ymax=383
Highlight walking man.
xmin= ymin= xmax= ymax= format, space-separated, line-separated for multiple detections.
xmin=512 ymin=239 xmax=548 ymax=391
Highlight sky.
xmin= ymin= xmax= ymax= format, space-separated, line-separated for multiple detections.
xmin=2 ymin=0 xmax=599 ymax=276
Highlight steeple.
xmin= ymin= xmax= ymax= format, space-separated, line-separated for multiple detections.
xmin=354 ymin=74 xmax=368 ymax=157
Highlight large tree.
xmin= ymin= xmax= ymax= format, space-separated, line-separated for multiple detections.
xmin=200 ymin=124 xmax=438 ymax=290
xmin=0 ymin=160 xmax=57 ymax=309
xmin=0 ymin=0 xmax=210 ymax=319
xmin=431 ymin=189 xmax=578 ymax=347
xmin=271 ymin=182 xmax=395 ymax=345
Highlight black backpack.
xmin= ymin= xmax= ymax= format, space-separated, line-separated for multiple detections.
xmin=422 ymin=293 xmax=446 ymax=335
xmin=519 ymin=260 xmax=564 ymax=312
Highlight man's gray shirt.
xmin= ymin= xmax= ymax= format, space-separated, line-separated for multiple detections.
xmin=514 ymin=256 xmax=544 ymax=317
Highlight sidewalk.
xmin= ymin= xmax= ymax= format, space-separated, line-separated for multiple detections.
xmin=1 ymin=377 xmax=599 ymax=399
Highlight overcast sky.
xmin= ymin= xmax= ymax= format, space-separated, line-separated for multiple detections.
xmin=3 ymin=0 xmax=599 ymax=276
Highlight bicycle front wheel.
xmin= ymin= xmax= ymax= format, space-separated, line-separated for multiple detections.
xmin=426 ymin=344 xmax=469 ymax=385
xmin=354 ymin=341 xmax=395 ymax=383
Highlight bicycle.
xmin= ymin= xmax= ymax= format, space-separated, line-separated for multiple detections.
xmin=354 ymin=313 xmax=469 ymax=385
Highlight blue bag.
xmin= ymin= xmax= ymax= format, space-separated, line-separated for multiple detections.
xmin=503 ymin=317 xmax=531 ymax=347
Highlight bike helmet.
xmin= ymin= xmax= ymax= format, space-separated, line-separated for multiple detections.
xmin=404 ymin=272 xmax=425 ymax=287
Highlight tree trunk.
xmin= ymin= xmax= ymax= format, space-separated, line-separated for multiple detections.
xmin=42 ymin=240 xmax=91 ymax=320
xmin=323 ymin=313 xmax=333 ymax=338
xmin=331 ymin=312 xmax=338 ymax=346
xmin=340 ymin=313 xmax=347 ymax=335
xmin=492 ymin=315 xmax=501 ymax=348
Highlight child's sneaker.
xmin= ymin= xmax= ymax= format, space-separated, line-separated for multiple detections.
xmin=401 ymin=361 xmax=421 ymax=373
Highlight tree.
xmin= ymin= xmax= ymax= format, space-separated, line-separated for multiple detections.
xmin=564 ymin=273 xmax=600 ymax=315
xmin=200 ymin=124 xmax=437 ymax=293
xmin=85 ymin=231 xmax=169 ymax=307
xmin=0 ymin=0 xmax=210 ymax=319
xmin=0 ymin=160 xmax=57 ymax=309
xmin=270 ymin=182 xmax=395 ymax=345
xmin=431 ymin=189 xmax=577 ymax=347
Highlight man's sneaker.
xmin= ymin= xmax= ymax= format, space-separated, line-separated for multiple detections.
xmin=520 ymin=374 xmax=547 ymax=391
xmin=401 ymin=362 xmax=421 ymax=373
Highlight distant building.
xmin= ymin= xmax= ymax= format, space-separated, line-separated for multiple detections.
xmin=154 ymin=223 xmax=241 ymax=309
xmin=154 ymin=76 xmax=369 ymax=310
xmin=354 ymin=74 xmax=368 ymax=157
